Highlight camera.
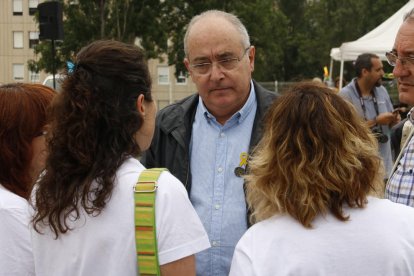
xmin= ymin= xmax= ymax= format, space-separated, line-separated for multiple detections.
xmin=371 ymin=126 xmax=388 ymax=143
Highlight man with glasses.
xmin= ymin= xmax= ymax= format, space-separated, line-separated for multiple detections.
xmin=142 ymin=10 xmax=277 ymax=276
xmin=339 ymin=53 xmax=400 ymax=182
xmin=386 ymin=8 xmax=414 ymax=206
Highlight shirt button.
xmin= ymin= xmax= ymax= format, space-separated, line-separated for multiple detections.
xmin=214 ymin=204 xmax=220 ymax=210
xmin=218 ymin=167 xmax=223 ymax=173
xmin=220 ymin=132 xmax=225 ymax=138
xmin=212 ymin=241 xmax=219 ymax=246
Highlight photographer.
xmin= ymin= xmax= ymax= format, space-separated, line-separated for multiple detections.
xmin=340 ymin=53 xmax=400 ymax=182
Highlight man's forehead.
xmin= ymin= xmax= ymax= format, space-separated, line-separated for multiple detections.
xmin=186 ymin=16 xmax=245 ymax=59
xmin=371 ymin=58 xmax=382 ymax=67
xmin=187 ymin=16 xmax=240 ymax=44
xmin=393 ymin=20 xmax=414 ymax=52
xmin=190 ymin=48 xmax=241 ymax=61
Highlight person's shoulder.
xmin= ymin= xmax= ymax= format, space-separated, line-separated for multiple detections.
xmin=116 ymin=157 xmax=144 ymax=176
xmin=378 ymin=84 xmax=388 ymax=92
xmin=156 ymin=170 xmax=187 ymax=196
xmin=253 ymin=80 xmax=278 ymax=98
xmin=338 ymin=82 xmax=354 ymax=96
xmin=246 ymin=215 xmax=292 ymax=237
xmin=0 ymin=186 xmax=27 ymax=211
xmin=392 ymin=117 xmax=408 ymax=132
xmin=376 ymin=85 xmax=390 ymax=96
xmin=158 ymin=94 xmax=198 ymax=114
xmin=369 ymin=197 xmax=414 ymax=217
xmin=156 ymin=94 xmax=198 ymax=120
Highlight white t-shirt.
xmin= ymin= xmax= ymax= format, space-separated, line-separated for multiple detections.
xmin=31 ymin=158 xmax=210 ymax=276
xmin=0 ymin=185 xmax=34 ymax=276
xmin=230 ymin=197 xmax=414 ymax=276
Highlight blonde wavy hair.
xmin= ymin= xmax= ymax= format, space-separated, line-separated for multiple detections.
xmin=246 ymin=82 xmax=384 ymax=228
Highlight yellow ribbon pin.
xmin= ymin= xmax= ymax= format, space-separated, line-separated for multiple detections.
xmin=238 ymin=152 xmax=248 ymax=167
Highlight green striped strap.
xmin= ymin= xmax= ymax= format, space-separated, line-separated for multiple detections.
xmin=134 ymin=168 xmax=167 ymax=276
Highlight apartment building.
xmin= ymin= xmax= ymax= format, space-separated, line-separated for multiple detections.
xmin=0 ymin=0 xmax=48 ymax=84
xmin=0 ymin=0 xmax=197 ymax=108
xmin=149 ymin=62 xmax=197 ymax=109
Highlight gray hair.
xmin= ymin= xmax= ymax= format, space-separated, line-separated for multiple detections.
xmin=183 ymin=10 xmax=250 ymax=57
xmin=404 ymin=8 xmax=414 ymax=22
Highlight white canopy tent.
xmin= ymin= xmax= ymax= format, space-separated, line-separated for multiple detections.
xmin=329 ymin=0 xmax=414 ymax=88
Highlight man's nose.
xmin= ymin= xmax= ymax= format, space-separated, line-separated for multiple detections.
xmin=210 ymin=62 xmax=225 ymax=80
xmin=393 ymin=59 xmax=409 ymax=78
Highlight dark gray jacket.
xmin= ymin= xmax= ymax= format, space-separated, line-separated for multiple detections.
xmin=142 ymin=80 xmax=278 ymax=194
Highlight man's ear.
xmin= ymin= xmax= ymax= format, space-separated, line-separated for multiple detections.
xmin=184 ymin=58 xmax=192 ymax=78
xmin=248 ymin=46 xmax=256 ymax=72
xmin=136 ymin=94 xmax=146 ymax=116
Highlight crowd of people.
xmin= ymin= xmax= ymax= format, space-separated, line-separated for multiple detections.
xmin=1 ymin=7 xmax=414 ymax=276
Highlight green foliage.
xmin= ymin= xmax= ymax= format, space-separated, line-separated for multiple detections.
xmin=233 ymin=1 xmax=287 ymax=81
xmin=272 ymin=0 xmax=407 ymax=81
xmin=29 ymin=0 xmax=167 ymax=73
xmin=29 ymin=0 xmax=410 ymax=81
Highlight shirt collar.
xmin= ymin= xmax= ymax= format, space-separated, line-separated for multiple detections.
xmin=408 ymin=107 xmax=414 ymax=125
xmin=199 ymin=80 xmax=256 ymax=125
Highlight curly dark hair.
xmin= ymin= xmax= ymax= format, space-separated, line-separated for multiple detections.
xmin=32 ymin=40 xmax=152 ymax=237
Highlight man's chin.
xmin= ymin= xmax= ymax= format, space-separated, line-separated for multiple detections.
xmin=399 ymin=91 xmax=414 ymax=106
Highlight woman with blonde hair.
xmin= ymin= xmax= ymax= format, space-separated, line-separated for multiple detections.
xmin=230 ymin=82 xmax=414 ymax=275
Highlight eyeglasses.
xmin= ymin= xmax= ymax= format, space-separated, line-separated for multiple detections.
xmin=190 ymin=47 xmax=251 ymax=75
xmin=385 ymin=51 xmax=414 ymax=67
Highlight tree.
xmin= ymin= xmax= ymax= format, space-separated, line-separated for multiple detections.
xmin=236 ymin=0 xmax=288 ymax=81
xmin=161 ymin=0 xmax=288 ymax=80
xmin=30 ymin=0 xmax=410 ymax=82
xmin=160 ymin=0 xmax=242 ymax=78
xmin=29 ymin=0 xmax=168 ymax=74
xmin=271 ymin=0 xmax=408 ymax=81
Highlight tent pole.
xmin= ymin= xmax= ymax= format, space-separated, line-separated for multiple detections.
xmin=339 ymin=59 xmax=344 ymax=90
xmin=329 ymin=58 xmax=333 ymax=85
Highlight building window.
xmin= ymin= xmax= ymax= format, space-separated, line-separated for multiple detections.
xmin=29 ymin=31 xmax=39 ymax=48
xmin=29 ymin=0 xmax=39 ymax=16
xmin=13 ymin=31 xmax=24 ymax=48
xmin=176 ymin=72 xmax=187 ymax=84
xmin=29 ymin=70 xmax=40 ymax=82
xmin=157 ymin=66 xmax=169 ymax=85
xmin=13 ymin=64 xmax=24 ymax=80
xmin=13 ymin=0 xmax=23 ymax=16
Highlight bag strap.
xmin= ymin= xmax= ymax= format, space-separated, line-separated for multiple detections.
xmin=134 ymin=168 xmax=167 ymax=276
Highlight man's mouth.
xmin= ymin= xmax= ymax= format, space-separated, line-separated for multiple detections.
xmin=398 ymin=81 xmax=414 ymax=87
xmin=210 ymin=87 xmax=230 ymax=92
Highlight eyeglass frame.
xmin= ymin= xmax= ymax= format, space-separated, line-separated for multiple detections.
xmin=189 ymin=46 xmax=251 ymax=75
xmin=385 ymin=51 xmax=414 ymax=67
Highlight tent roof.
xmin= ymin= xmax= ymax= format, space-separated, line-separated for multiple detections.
xmin=331 ymin=0 xmax=414 ymax=61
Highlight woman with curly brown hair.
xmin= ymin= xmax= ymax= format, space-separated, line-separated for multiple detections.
xmin=229 ymin=83 xmax=414 ymax=275
xmin=0 ymin=83 xmax=55 ymax=275
xmin=30 ymin=40 xmax=209 ymax=276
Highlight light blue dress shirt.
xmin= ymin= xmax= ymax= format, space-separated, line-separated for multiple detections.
xmin=190 ymin=82 xmax=257 ymax=276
